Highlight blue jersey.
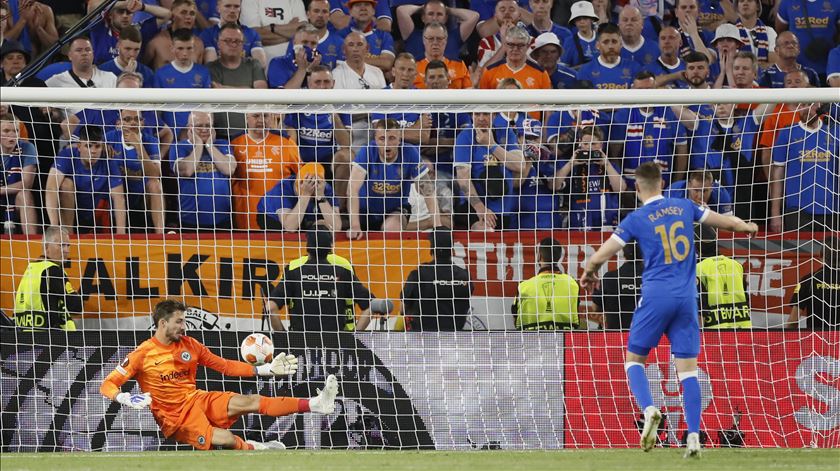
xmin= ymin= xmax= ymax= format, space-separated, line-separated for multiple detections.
xmin=473 ymin=0 xmax=529 ymax=21
xmin=492 ymin=113 xmax=527 ymax=143
xmin=561 ymin=32 xmax=598 ymax=67
xmin=620 ymin=38 xmax=660 ymax=68
xmin=402 ymin=23 xmax=464 ymax=61
xmin=550 ymin=63 xmax=579 ymax=89
xmin=330 ymin=0 xmax=391 ymax=20
xmin=266 ymin=53 xmax=298 ymax=88
xmin=687 ymin=113 xmax=759 ymax=192
xmin=89 ymin=17 xmax=160 ymax=64
xmin=153 ymin=63 xmax=212 ymax=130
xmin=758 ymin=63 xmax=821 ymax=88
xmin=562 ymin=160 xmax=621 ymax=230
xmin=258 ymin=175 xmax=336 ymax=224
xmin=35 ymin=62 xmax=71 ymax=81
xmin=99 ymin=59 xmax=155 ymax=88
xmin=577 ymin=57 xmax=641 ymax=89
xmin=200 ymin=24 xmax=263 ymax=57
xmin=371 ymin=112 xmax=420 ymax=129
xmin=665 ymin=179 xmax=733 ymax=215
xmin=104 ymin=129 xmax=161 ymax=195
xmin=645 ymin=58 xmax=689 ymax=88
xmin=337 ymin=22 xmax=395 ymax=57
xmin=353 ymin=142 xmax=426 ymax=216
xmin=54 ymin=146 xmax=123 ymax=209
xmin=429 ymin=111 xmax=472 ymax=174
xmin=610 ymin=106 xmax=687 ymax=186
xmin=516 ymin=156 xmax=563 ymax=229
xmin=453 ymin=129 xmax=520 ymax=215
xmin=777 ymin=0 xmax=840 ymax=74
xmin=316 ymin=29 xmax=345 ymax=69
xmin=613 ymin=196 xmax=709 ymax=297
xmin=169 ymin=139 xmax=233 ymax=227
xmin=526 ymin=23 xmax=573 ymax=46
xmin=283 ymin=113 xmax=339 ymax=164
xmin=772 ymin=121 xmax=839 ymax=215
xmin=1 ymin=140 xmax=38 ymax=186
xmin=829 ymin=45 xmax=840 ymax=83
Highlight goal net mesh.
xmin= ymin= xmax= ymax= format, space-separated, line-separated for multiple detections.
xmin=0 ymin=90 xmax=837 ymax=451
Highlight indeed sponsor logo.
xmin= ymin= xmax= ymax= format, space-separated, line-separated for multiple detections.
xmin=159 ymin=370 xmax=190 ymax=382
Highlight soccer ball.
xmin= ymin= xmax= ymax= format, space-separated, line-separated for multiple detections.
xmin=240 ymin=333 xmax=274 ymax=366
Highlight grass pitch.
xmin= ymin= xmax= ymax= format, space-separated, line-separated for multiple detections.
xmin=1 ymin=449 xmax=838 ymax=471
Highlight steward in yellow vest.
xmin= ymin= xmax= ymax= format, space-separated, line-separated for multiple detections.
xmin=696 ymin=242 xmax=751 ymax=329
xmin=14 ymin=227 xmax=83 ymax=330
xmin=513 ymin=238 xmax=580 ymax=330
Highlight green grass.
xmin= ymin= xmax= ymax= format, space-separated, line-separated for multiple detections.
xmin=1 ymin=449 xmax=838 ymax=471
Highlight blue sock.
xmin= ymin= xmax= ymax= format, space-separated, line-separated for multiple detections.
xmin=625 ymin=363 xmax=654 ymax=411
xmin=681 ymin=374 xmax=702 ymax=434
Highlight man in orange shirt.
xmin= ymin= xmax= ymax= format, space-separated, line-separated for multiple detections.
xmin=100 ymin=299 xmax=338 ymax=451
xmin=756 ymin=69 xmax=811 ymax=178
xmin=231 ymin=112 xmax=301 ymax=229
xmin=413 ymin=23 xmax=472 ymax=89
xmin=479 ymin=25 xmax=551 ymax=90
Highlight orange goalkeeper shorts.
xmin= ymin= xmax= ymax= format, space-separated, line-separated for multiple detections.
xmin=164 ymin=390 xmax=237 ymax=450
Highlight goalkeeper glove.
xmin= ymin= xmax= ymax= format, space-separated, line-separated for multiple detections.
xmin=115 ymin=392 xmax=151 ymax=410
xmin=255 ymin=353 xmax=298 ymax=376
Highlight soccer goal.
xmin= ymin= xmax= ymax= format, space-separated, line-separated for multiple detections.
xmin=0 ymin=86 xmax=837 ymax=451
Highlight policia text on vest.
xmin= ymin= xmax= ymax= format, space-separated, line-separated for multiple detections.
xmin=14 ymin=259 xmax=83 ymax=330
xmin=697 ymin=255 xmax=751 ymax=329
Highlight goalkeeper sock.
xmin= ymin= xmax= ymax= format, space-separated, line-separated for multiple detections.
xmin=625 ymin=362 xmax=654 ymax=410
xmin=233 ymin=435 xmax=254 ymax=450
xmin=679 ymin=372 xmax=702 ymax=434
xmin=259 ymin=396 xmax=309 ymax=416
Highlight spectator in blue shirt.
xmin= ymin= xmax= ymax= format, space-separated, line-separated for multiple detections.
xmin=770 ymin=102 xmax=839 ymax=232
xmin=758 ymin=32 xmax=821 ymax=88
xmin=647 ymin=27 xmax=689 ymax=88
xmin=562 ymin=1 xmax=599 ymax=67
xmin=200 ymin=0 xmax=267 ymax=68
xmin=666 ymin=170 xmax=734 ymax=216
xmin=347 ymin=119 xmax=441 ymax=237
xmin=577 ymin=23 xmax=642 ymax=89
xmin=396 ymin=0 xmax=480 ymax=61
xmin=267 ymin=23 xmax=322 ymax=89
xmin=828 ymin=45 xmax=840 ymax=87
xmin=329 ymin=0 xmax=392 ymax=32
xmin=257 ymin=162 xmax=341 ymax=232
xmin=776 ymin=0 xmax=840 ymax=79
xmin=530 ymin=32 xmax=577 ymax=89
xmin=45 ymin=125 xmax=128 ymax=234
xmin=89 ymin=0 xmax=170 ymax=64
xmin=105 ymin=109 xmax=164 ymax=233
xmin=99 ymin=26 xmax=155 ymax=88
xmin=170 ymin=111 xmax=236 ymax=230
xmin=619 ymin=6 xmax=659 ymax=68
xmin=526 ymin=0 xmax=572 ymax=46
xmin=152 ymin=29 xmax=212 ymax=134
xmin=672 ymin=0 xmax=715 ymax=62
xmin=307 ymin=0 xmax=345 ymax=69
xmin=554 ymin=125 xmax=627 ymax=230
xmin=338 ymin=0 xmax=396 ymax=73
xmin=453 ymin=112 xmax=528 ymax=231
xmin=0 ymin=115 xmax=38 ymax=234
xmin=516 ymin=119 xmax=565 ymax=229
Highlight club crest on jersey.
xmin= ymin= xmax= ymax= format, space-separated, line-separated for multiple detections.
xmin=181 ymin=351 xmax=192 ymax=362
xmin=197 ymin=435 xmax=206 ymax=445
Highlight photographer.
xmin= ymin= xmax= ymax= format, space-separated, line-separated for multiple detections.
xmin=555 ymin=126 xmax=626 ymax=230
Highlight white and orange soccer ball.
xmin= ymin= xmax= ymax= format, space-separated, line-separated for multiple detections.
xmin=240 ymin=333 xmax=274 ymax=366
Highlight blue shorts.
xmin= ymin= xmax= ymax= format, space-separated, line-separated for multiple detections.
xmin=627 ymin=295 xmax=700 ymax=359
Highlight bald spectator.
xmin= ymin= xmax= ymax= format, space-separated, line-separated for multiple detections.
xmin=239 ymin=0 xmax=306 ymax=59
xmin=476 ymin=0 xmax=522 ymax=68
xmin=332 ymin=31 xmax=387 ymax=90
xmin=396 ymin=0 xmax=479 ymax=61
xmin=776 ymin=0 xmax=840 ymax=81
xmin=648 ymin=27 xmax=688 ymax=88
xmin=476 ymin=0 xmax=528 ymax=39
xmin=306 ymin=0 xmax=344 ymax=69
xmin=144 ymin=0 xmax=207 ymax=70
xmin=336 ymin=0 xmax=395 ymax=73
xmin=619 ymin=6 xmax=659 ymax=68
xmin=414 ymin=22 xmax=473 ymax=89
xmin=479 ymin=25 xmax=551 ymax=90
xmin=529 ymin=32 xmax=576 ymax=89
xmin=758 ymin=32 xmax=820 ymax=89
xmin=89 ymin=0 xmax=170 ymax=64
xmin=201 ymin=0 xmax=267 ymax=68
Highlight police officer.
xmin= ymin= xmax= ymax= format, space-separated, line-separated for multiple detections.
xmin=788 ymin=237 xmax=839 ymax=330
xmin=591 ymin=242 xmax=643 ymax=330
xmin=14 ymin=227 xmax=83 ymax=330
xmin=267 ymin=227 xmax=388 ymax=332
xmin=696 ymin=240 xmax=752 ymax=329
xmin=401 ymin=229 xmax=473 ymax=331
xmin=513 ymin=237 xmax=580 ymax=330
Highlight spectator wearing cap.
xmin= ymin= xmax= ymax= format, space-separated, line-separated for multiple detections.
xmin=413 ymin=22 xmax=473 ymax=89
xmin=513 ymin=237 xmax=581 ymax=331
xmin=479 ymin=25 xmax=551 ymax=90
xmin=329 ymin=0 xmax=392 ymax=32
xmin=576 ymin=23 xmax=642 ymax=90
xmin=475 ymin=0 xmax=523 ymax=68
xmin=45 ymin=125 xmax=128 ymax=234
xmin=453 ymin=111 xmax=528 ymax=231
xmin=89 ymin=0 xmax=170 ymax=65
xmin=671 ymin=0 xmax=715 ymax=62
xmin=238 ymin=0 xmax=305 ymax=60
xmin=99 ymin=26 xmax=156 ymax=89
xmin=560 ymin=1 xmax=599 ymax=67
xmin=144 ymin=0 xmax=207 ymax=70
xmin=337 ymin=0 xmax=396 ymax=73
xmin=733 ymin=0 xmax=776 ymax=68
xmin=396 ymin=0 xmax=479 ymax=62
xmin=647 ymin=27 xmax=689 ymax=88
xmin=530 ymin=32 xmax=577 ymax=89
xmin=709 ymin=23 xmax=745 ymax=86
xmin=257 ymin=162 xmax=340 ymax=232
xmin=401 ymin=229 xmax=474 ymax=332
xmin=2 ymin=0 xmax=58 ymax=58
xmin=776 ymin=0 xmax=840 ymax=81
xmin=525 ymin=0 xmax=572 ymax=46
xmin=758 ymin=32 xmax=821 ymax=89
xmin=200 ymin=0 xmax=267 ymax=68
xmin=1 ymin=39 xmax=42 ymax=87
xmin=516 ymin=119 xmax=565 ymax=229
xmin=618 ymin=6 xmax=659 ymax=68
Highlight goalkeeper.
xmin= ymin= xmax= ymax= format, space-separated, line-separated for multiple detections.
xmin=100 ymin=299 xmax=338 ymax=451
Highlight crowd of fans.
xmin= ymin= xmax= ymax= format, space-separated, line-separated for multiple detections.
xmin=0 ymin=0 xmax=838 ymax=236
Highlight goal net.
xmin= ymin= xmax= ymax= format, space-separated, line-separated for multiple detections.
xmin=0 ymin=87 xmax=837 ymax=451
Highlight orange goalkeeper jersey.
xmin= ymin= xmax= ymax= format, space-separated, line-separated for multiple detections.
xmin=100 ymin=335 xmax=255 ymax=424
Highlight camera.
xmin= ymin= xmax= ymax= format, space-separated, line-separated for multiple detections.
xmin=576 ymin=150 xmax=601 ymax=161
